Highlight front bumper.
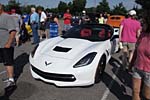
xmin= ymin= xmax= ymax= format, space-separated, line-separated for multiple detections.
xmin=30 ymin=64 xmax=95 ymax=87
xmin=31 ymin=65 xmax=76 ymax=82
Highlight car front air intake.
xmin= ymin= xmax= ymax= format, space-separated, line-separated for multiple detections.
xmin=53 ymin=46 xmax=72 ymax=52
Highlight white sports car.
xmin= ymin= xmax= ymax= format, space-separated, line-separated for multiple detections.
xmin=29 ymin=24 xmax=113 ymax=87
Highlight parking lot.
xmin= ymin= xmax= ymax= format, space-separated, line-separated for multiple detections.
xmin=0 ymin=42 xmax=132 ymax=100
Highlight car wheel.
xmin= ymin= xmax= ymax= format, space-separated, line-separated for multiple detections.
xmin=95 ymin=55 xmax=106 ymax=83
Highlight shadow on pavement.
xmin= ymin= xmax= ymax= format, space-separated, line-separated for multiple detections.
xmin=109 ymin=57 xmax=132 ymax=89
xmin=0 ymin=53 xmax=29 ymax=100
xmin=0 ymin=85 xmax=17 ymax=100
xmin=14 ymin=53 xmax=29 ymax=81
xmin=100 ymin=57 xmax=132 ymax=100
xmin=102 ymin=72 xmax=132 ymax=100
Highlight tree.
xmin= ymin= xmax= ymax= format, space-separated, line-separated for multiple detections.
xmin=135 ymin=0 xmax=150 ymax=9
xmin=36 ymin=5 xmax=44 ymax=11
xmin=86 ymin=7 xmax=96 ymax=13
xmin=96 ymin=0 xmax=110 ymax=13
xmin=111 ymin=2 xmax=127 ymax=15
xmin=21 ymin=5 xmax=36 ymax=14
xmin=45 ymin=8 xmax=51 ymax=13
xmin=49 ymin=8 xmax=59 ymax=14
xmin=71 ymin=0 xmax=86 ymax=14
xmin=8 ymin=0 xmax=21 ymax=14
xmin=58 ymin=1 xmax=68 ymax=13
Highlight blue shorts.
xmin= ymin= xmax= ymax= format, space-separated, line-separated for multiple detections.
xmin=133 ymin=67 xmax=150 ymax=87
xmin=64 ymin=24 xmax=71 ymax=31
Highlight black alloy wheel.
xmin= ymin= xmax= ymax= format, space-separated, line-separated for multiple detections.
xmin=95 ymin=55 xmax=106 ymax=83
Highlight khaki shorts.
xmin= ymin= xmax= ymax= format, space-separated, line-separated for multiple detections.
xmin=133 ymin=67 xmax=150 ymax=87
xmin=122 ymin=42 xmax=135 ymax=51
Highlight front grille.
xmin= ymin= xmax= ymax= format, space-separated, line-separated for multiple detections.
xmin=31 ymin=65 xmax=76 ymax=82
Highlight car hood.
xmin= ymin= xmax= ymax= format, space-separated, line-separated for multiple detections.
xmin=40 ymin=38 xmax=101 ymax=60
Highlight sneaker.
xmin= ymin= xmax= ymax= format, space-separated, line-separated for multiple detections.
xmin=4 ymin=80 xmax=16 ymax=88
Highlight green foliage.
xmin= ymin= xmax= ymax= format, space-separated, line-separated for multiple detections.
xmin=21 ymin=5 xmax=36 ymax=14
xmin=6 ymin=0 xmax=21 ymax=14
xmin=71 ymin=0 xmax=86 ymax=14
xmin=96 ymin=0 xmax=110 ymax=13
xmin=58 ymin=1 xmax=68 ymax=13
xmin=111 ymin=2 xmax=127 ymax=15
xmin=86 ymin=7 xmax=96 ymax=13
xmin=135 ymin=0 xmax=150 ymax=9
xmin=58 ymin=0 xmax=86 ymax=15
xmin=36 ymin=6 xmax=44 ymax=11
xmin=45 ymin=8 xmax=51 ymax=13
xmin=3 ymin=0 xmax=141 ymax=16
xmin=49 ymin=8 xmax=59 ymax=13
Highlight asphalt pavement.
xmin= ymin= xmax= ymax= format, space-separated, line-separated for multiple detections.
xmin=0 ymin=40 xmax=133 ymax=100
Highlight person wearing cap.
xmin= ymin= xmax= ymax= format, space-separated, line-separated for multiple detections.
xmin=119 ymin=10 xmax=141 ymax=70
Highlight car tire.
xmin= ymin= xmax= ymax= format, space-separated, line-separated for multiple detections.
xmin=95 ymin=55 xmax=106 ymax=83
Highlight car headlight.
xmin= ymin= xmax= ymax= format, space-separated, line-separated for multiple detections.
xmin=31 ymin=44 xmax=39 ymax=57
xmin=73 ymin=52 xmax=97 ymax=68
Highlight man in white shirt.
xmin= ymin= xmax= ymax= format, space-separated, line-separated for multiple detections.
xmin=38 ymin=8 xmax=47 ymax=40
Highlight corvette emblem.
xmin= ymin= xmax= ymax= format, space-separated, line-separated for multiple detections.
xmin=45 ymin=61 xmax=52 ymax=66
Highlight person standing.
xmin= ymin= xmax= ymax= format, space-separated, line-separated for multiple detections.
xmin=119 ymin=10 xmax=141 ymax=70
xmin=38 ymin=8 xmax=47 ymax=40
xmin=103 ymin=12 xmax=108 ymax=24
xmin=79 ymin=10 xmax=90 ymax=25
xmin=129 ymin=9 xmax=150 ymax=100
xmin=30 ymin=7 xmax=39 ymax=44
xmin=49 ymin=14 xmax=61 ymax=38
xmin=0 ymin=4 xmax=16 ymax=88
xmin=98 ymin=13 xmax=104 ymax=24
xmin=10 ymin=9 xmax=22 ymax=46
xmin=63 ymin=8 xmax=72 ymax=31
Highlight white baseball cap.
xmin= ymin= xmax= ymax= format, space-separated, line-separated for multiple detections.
xmin=129 ymin=10 xmax=136 ymax=16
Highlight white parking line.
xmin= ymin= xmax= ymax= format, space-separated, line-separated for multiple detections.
xmin=0 ymin=70 xmax=6 ymax=75
xmin=101 ymin=62 xmax=121 ymax=100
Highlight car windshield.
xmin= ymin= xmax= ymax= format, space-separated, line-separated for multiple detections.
xmin=62 ymin=24 xmax=113 ymax=42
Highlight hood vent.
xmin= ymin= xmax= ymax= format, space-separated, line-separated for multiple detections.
xmin=53 ymin=46 xmax=72 ymax=52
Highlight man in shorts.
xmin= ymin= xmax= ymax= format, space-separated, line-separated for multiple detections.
xmin=119 ymin=10 xmax=141 ymax=70
xmin=0 ymin=4 xmax=16 ymax=88
xmin=38 ymin=8 xmax=47 ymax=40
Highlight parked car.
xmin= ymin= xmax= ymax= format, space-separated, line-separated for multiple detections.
xmin=107 ymin=15 xmax=125 ymax=53
xmin=106 ymin=15 xmax=125 ymax=28
xmin=29 ymin=24 xmax=113 ymax=87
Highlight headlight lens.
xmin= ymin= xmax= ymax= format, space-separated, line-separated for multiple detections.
xmin=31 ymin=44 xmax=39 ymax=57
xmin=73 ymin=52 xmax=97 ymax=68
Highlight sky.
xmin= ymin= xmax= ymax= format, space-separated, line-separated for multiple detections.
xmin=0 ymin=0 xmax=140 ymax=10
